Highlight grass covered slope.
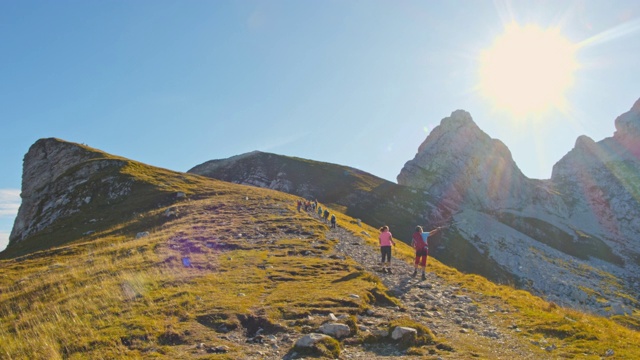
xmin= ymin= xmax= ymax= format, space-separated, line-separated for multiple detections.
xmin=1 ymin=180 xmax=391 ymax=358
xmin=3 ymin=141 xmax=223 ymax=260
xmin=2 ymin=143 xmax=640 ymax=359
xmin=1 ymin=180 xmax=639 ymax=358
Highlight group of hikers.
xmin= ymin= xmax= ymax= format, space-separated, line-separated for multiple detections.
xmin=378 ymin=224 xmax=442 ymax=280
xmin=297 ymin=199 xmax=337 ymax=228
xmin=297 ymin=198 xmax=441 ymax=279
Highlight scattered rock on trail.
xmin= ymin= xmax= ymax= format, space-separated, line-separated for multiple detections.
xmin=319 ymin=322 xmax=350 ymax=339
xmin=328 ymin=226 xmax=538 ymax=359
xmin=391 ymin=326 xmax=417 ymax=341
xmin=294 ymin=333 xmax=332 ymax=348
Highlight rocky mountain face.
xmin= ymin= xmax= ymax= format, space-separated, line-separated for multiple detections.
xmin=397 ymin=110 xmax=566 ymax=215
xmin=551 ymin=98 xmax=640 ymax=240
xmin=396 ymin=101 xmax=640 ymax=316
xmin=397 ymin=110 xmax=531 ymax=211
xmin=5 ymin=138 xmax=192 ymax=259
xmin=10 ymin=138 xmax=129 ymax=245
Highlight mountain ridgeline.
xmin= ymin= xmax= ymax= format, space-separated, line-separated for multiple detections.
xmin=5 ymin=98 xmax=640 ymax=320
xmin=188 ymin=99 xmax=640 ymax=317
xmin=4 ymin=101 xmax=640 ymax=359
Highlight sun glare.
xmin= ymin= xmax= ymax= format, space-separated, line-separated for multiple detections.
xmin=478 ymin=23 xmax=578 ymax=117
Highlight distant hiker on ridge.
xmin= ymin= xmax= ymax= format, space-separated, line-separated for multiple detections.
xmin=378 ymin=225 xmax=396 ymax=274
xmin=411 ymin=225 xmax=442 ymax=280
xmin=330 ymin=214 xmax=336 ymax=229
xmin=318 ymin=206 xmax=323 ymax=217
xmin=323 ymin=209 xmax=330 ymax=222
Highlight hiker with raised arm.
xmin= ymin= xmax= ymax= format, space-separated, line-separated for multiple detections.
xmin=378 ymin=225 xmax=396 ymax=274
xmin=411 ymin=225 xmax=442 ymax=280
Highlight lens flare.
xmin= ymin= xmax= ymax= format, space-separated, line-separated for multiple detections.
xmin=478 ymin=23 xmax=579 ymax=117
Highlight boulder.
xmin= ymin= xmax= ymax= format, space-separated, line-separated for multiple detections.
xmin=319 ymin=322 xmax=350 ymax=339
xmin=391 ymin=326 xmax=417 ymax=341
xmin=295 ymin=333 xmax=332 ymax=348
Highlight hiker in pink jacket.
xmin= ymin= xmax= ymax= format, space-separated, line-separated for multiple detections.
xmin=378 ymin=225 xmax=396 ymax=274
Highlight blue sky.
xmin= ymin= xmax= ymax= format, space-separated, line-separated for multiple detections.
xmin=1 ymin=0 xmax=639 ymax=251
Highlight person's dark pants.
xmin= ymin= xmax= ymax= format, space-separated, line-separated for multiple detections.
xmin=380 ymin=246 xmax=392 ymax=263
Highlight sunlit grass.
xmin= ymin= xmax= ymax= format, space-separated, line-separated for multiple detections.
xmin=2 ymin=154 xmax=639 ymax=359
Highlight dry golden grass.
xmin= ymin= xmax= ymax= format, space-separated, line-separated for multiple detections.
xmin=2 ymin=160 xmax=639 ymax=359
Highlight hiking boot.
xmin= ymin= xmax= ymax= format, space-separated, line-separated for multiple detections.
xmin=412 ymin=270 xmax=417 ymax=278
xmin=421 ymin=273 xmax=426 ymax=280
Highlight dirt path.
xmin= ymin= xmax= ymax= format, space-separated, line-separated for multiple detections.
xmin=328 ymin=226 xmax=540 ymax=359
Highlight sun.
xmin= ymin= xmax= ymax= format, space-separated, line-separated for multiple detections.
xmin=478 ymin=23 xmax=579 ymax=117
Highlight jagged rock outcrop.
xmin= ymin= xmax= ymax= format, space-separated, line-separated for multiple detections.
xmin=551 ymin=100 xmax=640 ymax=241
xmin=9 ymin=138 xmax=129 ymax=244
xmin=397 ymin=110 xmax=531 ymax=210
xmin=189 ymin=151 xmax=298 ymax=195
xmin=613 ymin=97 xmax=640 ymax=158
xmin=397 ymin=110 xmax=568 ymax=215
xmin=6 ymin=138 xmax=213 ymax=259
xmin=396 ymin=100 xmax=640 ymax=316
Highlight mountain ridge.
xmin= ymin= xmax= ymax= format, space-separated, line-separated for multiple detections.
xmin=3 ymin=138 xmax=640 ymax=358
xmin=188 ymin=98 xmax=640 ymax=318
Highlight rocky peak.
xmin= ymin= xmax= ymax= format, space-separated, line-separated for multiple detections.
xmin=552 ymin=98 xmax=640 ymax=181
xmin=613 ymin=97 xmax=640 ymax=157
xmin=614 ymin=97 xmax=640 ymax=138
xmin=397 ymin=110 xmax=528 ymax=209
xmin=551 ymin=135 xmax=599 ymax=180
xmin=21 ymin=138 xmax=106 ymax=195
xmin=10 ymin=139 xmax=125 ymax=245
xmin=549 ymin=99 xmax=640 ymax=241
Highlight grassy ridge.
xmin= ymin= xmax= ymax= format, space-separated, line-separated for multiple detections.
xmin=0 ymin=174 xmax=395 ymax=359
xmin=2 ymin=154 xmax=640 ymax=358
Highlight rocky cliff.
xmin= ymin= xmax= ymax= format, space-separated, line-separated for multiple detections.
xmin=551 ymin=99 xmax=640 ymax=241
xmin=397 ymin=110 xmax=528 ymax=210
xmin=5 ymin=138 xmax=199 ymax=259
xmin=396 ymin=110 xmax=566 ymax=214
xmin=9 ymin=138 xmax=129 ymax=245
xmin=395 ymin=100 xmax=640 ymax=316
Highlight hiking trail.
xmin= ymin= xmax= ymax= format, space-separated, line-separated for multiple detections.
xmin=326 ymin=225 xmax=539 ymax=359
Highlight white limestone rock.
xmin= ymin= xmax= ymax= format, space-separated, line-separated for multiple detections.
xmin=319 ymin=322 xmax=350 ymax=339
